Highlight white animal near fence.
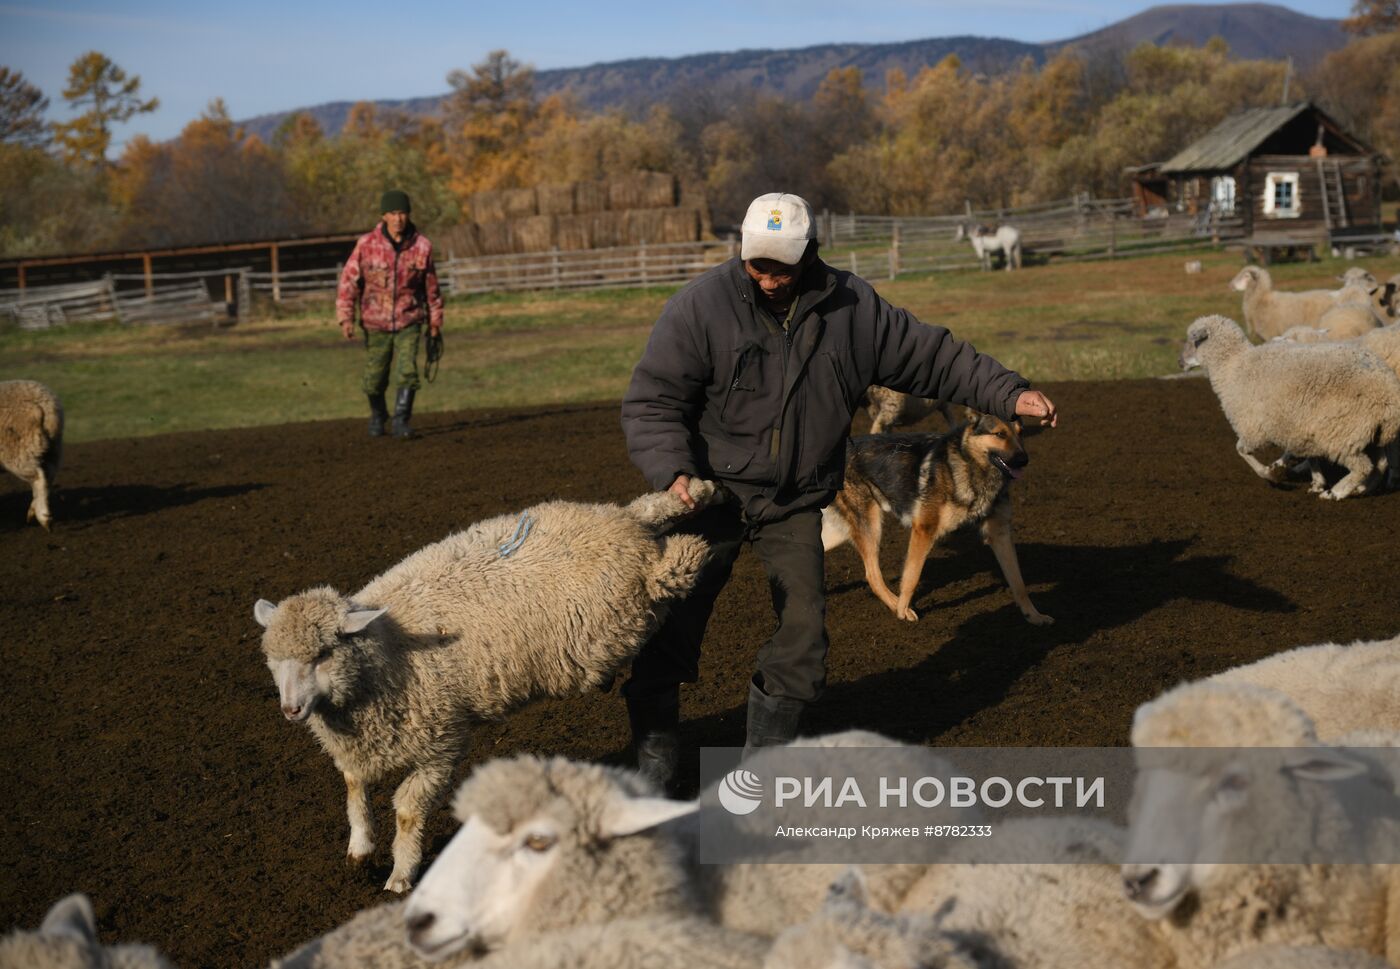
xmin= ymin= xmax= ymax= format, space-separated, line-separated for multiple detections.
xmin=954 ymin=223 xmax=1022 ymax=271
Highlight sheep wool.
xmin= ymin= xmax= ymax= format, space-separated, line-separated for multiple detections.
xmin=1182 ymin=315 xmax=1400 ymax=500
xmin=0 ymin=379 xmax=63 ymax=529
xmin=1208 ymin=633 xmax=1400 ymax=741
xmin=255 ymin=482 xmax=719 ymax=891
xmin=1128 ymin=681 xmax=1397 ymax=969
xmin=0 ymin=895 xmax=173 ymax=969
xmin=1230 ymin=267 xmax=1375 ymax=340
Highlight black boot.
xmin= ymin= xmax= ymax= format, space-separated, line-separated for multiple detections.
xmin=626 ymin=686 xmax=680 ymax=792
xmin=367 ymin=393 xmax=389 ymax=437
xmin=392 ymin=387 xmax=416 ymax=439
xmin=743 ymin=676 xmax=805 ymax=758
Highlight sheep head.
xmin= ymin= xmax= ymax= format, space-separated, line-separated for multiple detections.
xmin=1180 ymin=315 xmax=1248 ymax=371
xmin=1229 ymin=266 xmax=1266 ymax=293
xmin=404 ymin=755 xmax=698 ymax=960
xmin=0 ymin=894 xmax=174 ymax=969
xmin=1123 ymin=682 xmax=1380 ymax=920
xmin=253 ymin=588 xmax=385 ymax=722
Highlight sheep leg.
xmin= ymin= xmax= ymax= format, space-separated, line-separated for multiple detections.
xmin=980 ymin=505 xmax=1053 ymax=626
xmin=1235 ymin=439 xmax=1280 ymax=482
xmin=1322 ymin=452 xmax=1374 ymax=501
xmin=385 ymin=760 xmax=453 ymax=893
xmin=626 ymin=478 xmax=719 ymax=528
xmin=22 ymin=466 xmax=50 ymax=530
xmin=344 ymin=773 xmax=374 ymax=864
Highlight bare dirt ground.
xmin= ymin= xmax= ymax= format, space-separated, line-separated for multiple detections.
xmin=2 ymin=377 xmax=1397 ymax=967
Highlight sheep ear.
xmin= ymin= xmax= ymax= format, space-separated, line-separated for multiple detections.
xmin=826 ymin=866 xmax=870 ymax=907
xmin=253 ymin=599 xmax=277 ymax=628
xmin=341 ymin=607 xmax=386 ymax=635
xmin=40 ymin=894 xmax=98 ymax=945
xmin=1285 ymin=749 xmax=1368 ymax=784
xmin=600 ymin=795 xmax=698 ymax=837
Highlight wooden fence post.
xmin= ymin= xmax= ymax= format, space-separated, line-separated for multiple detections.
xmin=237 ymin=270 xmax=250 ymax=324
xmin=640 ymin=240 xmax=649 ymax=288
xmin=889 ymin=225 xmax=900 ymax=280
xmin=142 ymin=253 xmax=153 ymax=298
xmin=1109 ymin=215 xmax=1117 ymax=259
xmin=551 ymin=248 xmax=561 ymax=291
xmin=270 ymin=243 xmax=281 ymax=303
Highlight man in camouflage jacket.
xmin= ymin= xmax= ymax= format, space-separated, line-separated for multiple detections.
xmin=337 ymin=189 xmax=444 ymax=438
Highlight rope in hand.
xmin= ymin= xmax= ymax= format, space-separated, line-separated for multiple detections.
xmin=424 ymin=330 xmax=445 ymax=383
xmin=498 ymin=511 xmax=534 ymax=558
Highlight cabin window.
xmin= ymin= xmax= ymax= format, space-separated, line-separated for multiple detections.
xmin=1211 ymin=176 xmax=1236 ymax=215
xmin=1263 ymin=172 xmax=1300 ymax=218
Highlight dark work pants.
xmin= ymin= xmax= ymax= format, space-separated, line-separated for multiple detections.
xmin=623 ymin=503 xmax=829 ymax=703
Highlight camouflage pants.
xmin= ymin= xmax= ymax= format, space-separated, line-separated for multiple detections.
xmin=361 ymin=324 xmax=422 ymax=396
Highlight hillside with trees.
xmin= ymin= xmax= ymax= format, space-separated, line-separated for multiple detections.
xmin=0 ymin=0 xmax=1394 ymax=258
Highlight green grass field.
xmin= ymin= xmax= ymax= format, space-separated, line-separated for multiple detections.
xmin=4 ymin=248 xmax=1398 ymax=443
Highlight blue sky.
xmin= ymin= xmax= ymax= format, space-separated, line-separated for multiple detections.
xmin=0 ymin=0 xmax=1350 ymax=153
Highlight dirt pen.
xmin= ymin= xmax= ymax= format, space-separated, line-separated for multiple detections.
xmin=2 ymin=377 xmax=1398 ymax=966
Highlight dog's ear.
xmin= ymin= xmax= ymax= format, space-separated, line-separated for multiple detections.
xmin=974 ymin=412 xmax=1000 ymax=435
xmin=1012 ymin=417 xmax=1024 ymax=433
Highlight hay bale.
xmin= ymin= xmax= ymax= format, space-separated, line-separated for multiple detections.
xmin=500 ymin=188 xmax=538 ymax=219
xmin=438 ymin=222 xmax=482 ymax=259
xmin=469 ymin=191 xmax=509 ymax=224
xmin=590 ymin=211 xmax=627 ymax=249
xmin=575 ymin=179 xmax=610 ymax=214
xmin=626 ymin=209 xmax=669 ymax=246
xmin=515 ymin=215 xmax=557 ymax=253
xmin=555 ymin=214 xmax=594 ymax=251
xmin=610 ymin=171 xmax=677 ymax=211
xmin=536 ymin=183 xmax=576 ymax=216
xmin=658 ymin=208 xmax=700 ymax=244
xmin=476 ymin=221 xmax=516 ymax=255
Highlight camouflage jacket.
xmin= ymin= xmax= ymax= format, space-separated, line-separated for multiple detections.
xmin=336 ymin=223 xmax=444 ymax=333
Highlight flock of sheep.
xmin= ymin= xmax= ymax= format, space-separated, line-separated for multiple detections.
xmin=5 ymin=632 xmax=1400 ymax=969
xmin=2 ymin=259 xmax=1399 ymax=969
xmin=1184 ymin=266 xmax=1400 ymax=500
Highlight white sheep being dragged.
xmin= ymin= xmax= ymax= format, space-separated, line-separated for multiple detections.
xmin=254 ymin=484 xmax=718 ymax=892
xmin=1122 ymin=681 xmax=1400 ymax=969
xmin=1229 ymin=267 xmax=1376 ymax=341
xmin=0 ymin=379 xmax=63 ymax=530
xmin=1208 ymin=633 xmax=1400 ymax=741
xmin=0 ymin=894 xmax=173 ymax=969
xmin=1180 ymin=315 xmax=1400 ymax=500
xmin=276 ymin=754 xmax=768 ymax=968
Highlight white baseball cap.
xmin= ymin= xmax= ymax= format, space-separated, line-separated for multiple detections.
xmin=740 ymin=192 xmax=816 ymax=265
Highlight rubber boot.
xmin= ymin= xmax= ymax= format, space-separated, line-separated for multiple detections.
xmin=626 ymin=687 xmax=680 ymax=792
xmin=367 ymin=393 xmax=389 ymax=437
xmin=392 ymin=387 xmax=416 ymax=439
xmin=742 ymin=676 xmax=805 ymax=758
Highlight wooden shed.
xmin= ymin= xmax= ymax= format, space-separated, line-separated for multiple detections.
xmin=1132 ymin=101 xmax=1385 ymax=253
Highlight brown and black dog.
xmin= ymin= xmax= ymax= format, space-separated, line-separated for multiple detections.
xmin=821 ymin=412 xmax=1053 ymax=625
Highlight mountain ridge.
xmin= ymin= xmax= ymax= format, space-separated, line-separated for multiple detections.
xmin=239 ymin=3 xmax=1346 ymax=143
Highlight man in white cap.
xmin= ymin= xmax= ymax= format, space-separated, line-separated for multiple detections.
xmin=620 ymin=192 xmax=1056 ymax=786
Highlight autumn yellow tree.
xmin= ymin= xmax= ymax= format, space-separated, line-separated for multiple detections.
xmin=51 ymin=52 xmax=158 ymax=167
xmin=437 ymin=50 xmax=543 ymax=200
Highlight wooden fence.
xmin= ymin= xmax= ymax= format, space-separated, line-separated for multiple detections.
xmin=0 ymin=269 xmax=247 ymax=329
xmin=1 ymin=196 xmax=1248 ymax=326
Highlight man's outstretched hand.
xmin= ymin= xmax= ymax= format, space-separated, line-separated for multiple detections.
xmin=1015 ymin=390 xmax=1058 ymax=428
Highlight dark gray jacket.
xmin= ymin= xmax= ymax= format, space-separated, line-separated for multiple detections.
xmin=621 ymin=257 xmax=1030 ymax=522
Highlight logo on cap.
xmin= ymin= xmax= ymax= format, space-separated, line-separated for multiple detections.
xmin=766 ymin=209 xmax=783 ymax=231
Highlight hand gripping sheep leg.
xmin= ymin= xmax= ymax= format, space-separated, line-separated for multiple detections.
xmin=254 ymin=482 xmax=720 ymax=893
